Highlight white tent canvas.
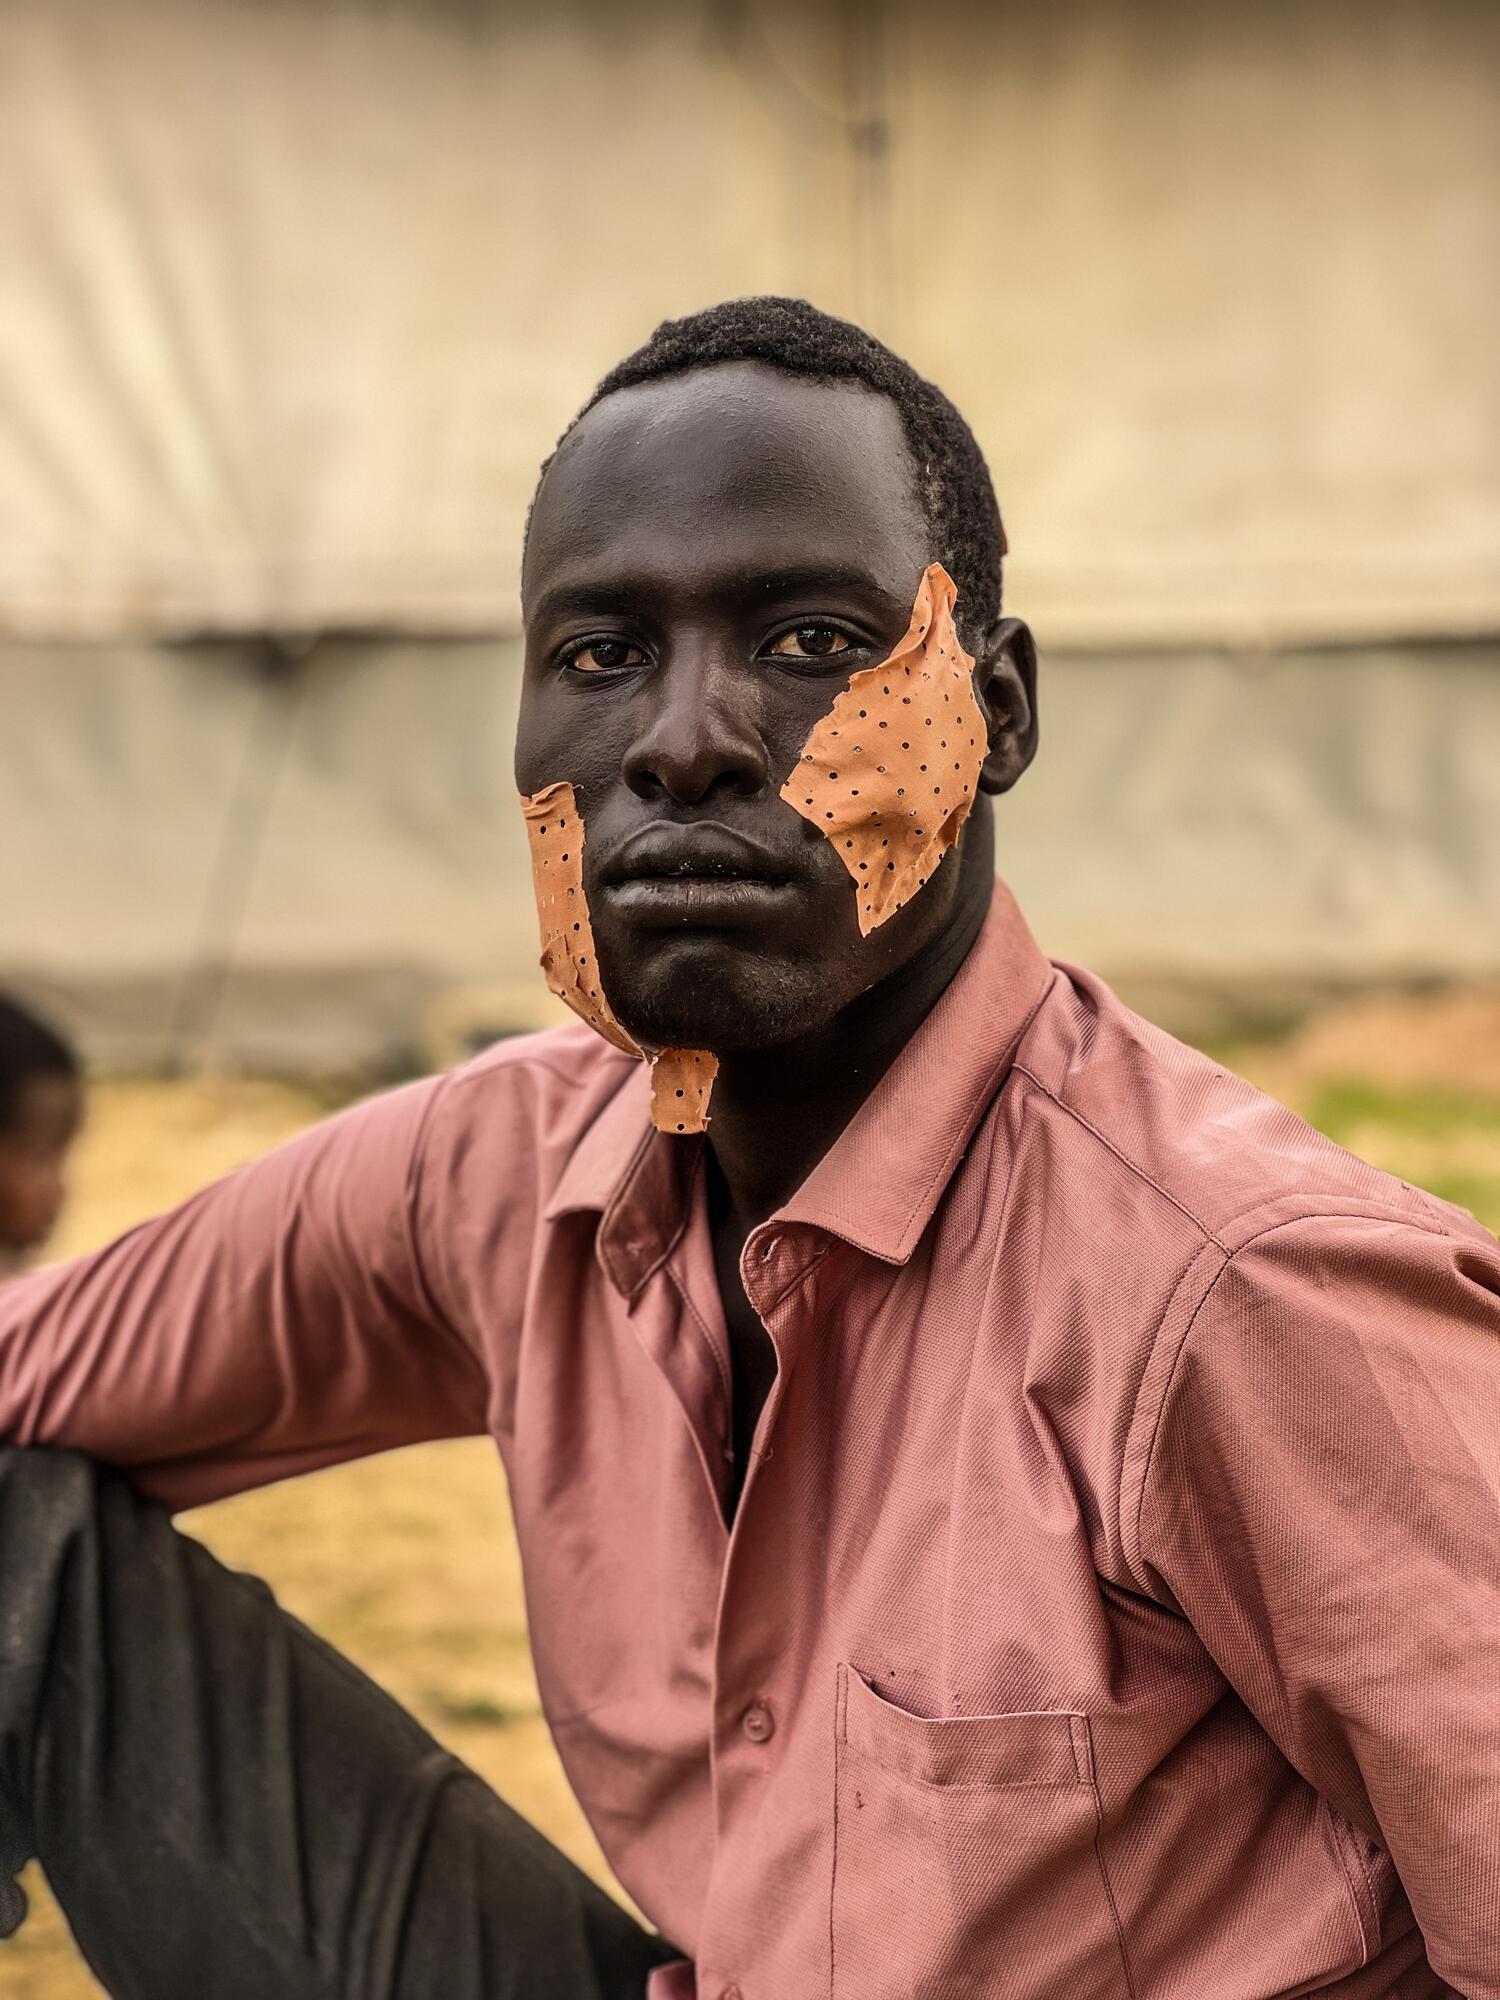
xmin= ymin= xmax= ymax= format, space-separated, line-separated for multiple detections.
xmin=2 ymin=0 xmax=1496 ymax=649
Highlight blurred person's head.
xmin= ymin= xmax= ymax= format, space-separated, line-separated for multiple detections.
xmin=517 ymin=297 xmax=1036 ymax=1061
xmin=0 ymin=995 xmax=83 ymax=1273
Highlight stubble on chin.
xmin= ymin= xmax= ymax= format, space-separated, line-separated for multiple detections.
xmin=602 ymin=943 xmax=827 ymax=1058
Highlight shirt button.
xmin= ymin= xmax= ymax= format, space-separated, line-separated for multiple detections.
xmin=719 ymin=1987 xmax=744 ymax=2000
xmin=741 ymin=1699 xmax=775 ymax=1744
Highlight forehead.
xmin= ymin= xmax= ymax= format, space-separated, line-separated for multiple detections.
xmin=523 ymin=362 xmax=926 ymax=608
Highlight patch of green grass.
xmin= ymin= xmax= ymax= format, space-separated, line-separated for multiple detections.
xmin=1406 ymin=1172 xmax=1500 ymax=1232
xmin=1287 ymin=1078 xmax=1500 ymax=1235
xmin=1304 ymin=1078 xmax=1500 ymax=1144
xmin=422 ymin=1690 xmax=536 ymax=1729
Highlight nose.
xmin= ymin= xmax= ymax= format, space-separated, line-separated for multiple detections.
xmin=622 ymin=647 xmax=770 ymax=808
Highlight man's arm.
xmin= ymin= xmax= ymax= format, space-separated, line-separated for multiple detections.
xmin=0 ymin=1078 xmax=490 ymax=1512
xmin=1132 ymin=1210 xmax=1500 ymax=1996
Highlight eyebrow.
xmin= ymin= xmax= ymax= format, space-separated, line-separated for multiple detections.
xmin=529 ymin=563 xmax=902 ymax=626
xmin=743 ymin=564 xmax=895 ymax=605
xmin=528 ymin=580 xmax=654 ymax=622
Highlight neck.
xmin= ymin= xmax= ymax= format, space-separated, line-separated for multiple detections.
xmin=705 ymin=862 xmax=993 ymax=1232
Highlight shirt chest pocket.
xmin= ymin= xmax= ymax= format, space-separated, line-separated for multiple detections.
xmin=831 ymin=1665 xmax=1132 ymax=2000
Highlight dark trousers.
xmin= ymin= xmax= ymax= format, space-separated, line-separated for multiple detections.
xmin=0 ymin=1448 xmax=678 ymax=1998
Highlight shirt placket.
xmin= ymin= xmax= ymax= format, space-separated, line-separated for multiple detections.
xmin=604 ymin=1149 xmax=736 ymax=1524
xmin=696 ymin=1223 xmax=827 ymax=1998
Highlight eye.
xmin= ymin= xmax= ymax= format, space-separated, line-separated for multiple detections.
xmin=767 ymin=625 xmax=853 ymax=660
xmin=560 ymin=637 xmax=647 ymax=675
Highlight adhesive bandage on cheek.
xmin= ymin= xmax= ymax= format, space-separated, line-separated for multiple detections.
xmin=780 ymin=562 xmax=987 ymax=935
xmin=518 ymin=783 xmax=718 ymax=1135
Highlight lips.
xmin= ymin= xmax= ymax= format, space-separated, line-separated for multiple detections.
xmin=599 ymin=821 xmax=800 ymax=927
xmin=601 ymin=822 xmax=797 ymax=888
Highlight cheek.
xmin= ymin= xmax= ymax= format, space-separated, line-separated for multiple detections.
xmin=513 ymin=675 xmax=615 ymax=797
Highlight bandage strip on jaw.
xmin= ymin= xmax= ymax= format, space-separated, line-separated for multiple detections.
xmin=518 ymin=560 xmax=984 ymax=1134
xmin=518 ymin=785 xmax=719 ymax=1134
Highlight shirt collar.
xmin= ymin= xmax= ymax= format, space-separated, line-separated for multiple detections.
xmin=545 ymin=879 xmax=1054 ymax=1293
xmin=777 ymin=879 xmax=1053 ymax=1263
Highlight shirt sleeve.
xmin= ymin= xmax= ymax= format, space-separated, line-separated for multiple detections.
xmin=0 ymin=1077 xmax=490 ymax=1512
xmin=1135 ymin=1210 xmax=1500 ymax=1997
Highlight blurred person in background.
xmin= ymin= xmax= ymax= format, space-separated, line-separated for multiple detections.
xmin=0 ymin=300 xmax=1497 ymax=2000
xmin=0 ymin=995 xmax=81 ymax=1283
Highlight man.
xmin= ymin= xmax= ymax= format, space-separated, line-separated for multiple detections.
xmin=0 ymin=298 xmax=1496 ymax=1999
xmin=0 ymin=994 xmax=81 ymax=1282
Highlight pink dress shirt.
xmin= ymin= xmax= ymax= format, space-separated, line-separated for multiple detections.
xmin=2 ymin=883 xmax=1497 ymax=1998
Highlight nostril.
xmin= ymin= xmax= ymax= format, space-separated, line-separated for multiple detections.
xmin=622 ymin=686 xmax=771 ymax=806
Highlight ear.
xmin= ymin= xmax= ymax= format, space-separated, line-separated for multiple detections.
xmin=972 ymin=616 xmax=1038 ymax=795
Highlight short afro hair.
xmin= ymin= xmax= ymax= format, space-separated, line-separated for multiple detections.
xmin=532 ymin=297 xmax=1007 ymax=645
xmin=0 ymin=994 xmax=77 ymax=1134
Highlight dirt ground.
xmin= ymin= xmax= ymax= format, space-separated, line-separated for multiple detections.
xmin=8 ymin=990 xmax=1500 ymax=1997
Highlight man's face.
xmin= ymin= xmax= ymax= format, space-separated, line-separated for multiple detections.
xmin=517 ymin=363 xmax=1009 ymax=1055
xmin=0 ymin=1072 xmax=81 ymax=1259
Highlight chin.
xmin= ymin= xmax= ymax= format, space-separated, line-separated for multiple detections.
xmin=602 ymin=934 xmax=836 ymax=1055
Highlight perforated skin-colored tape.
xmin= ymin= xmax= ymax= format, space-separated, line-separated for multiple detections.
xmin=519 ymin=783 xmax=719 ymax=1134
xmin=780 ymin=564 xmax=986 ymax=936
xmin=519 ymin=783 xmax=637 ymax=1057
xmin=645 ymin=1046 xmax=716 ymax=1135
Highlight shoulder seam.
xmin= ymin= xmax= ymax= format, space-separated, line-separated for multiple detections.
xmin=402 ymin=1048 xmax=632 ymax=1349
xmin=1126 ymin=1204 xmax=1467 ymax=1590
xmin=401 ymin=1073 xmax=481 ymax=1355
xmin=1012 ymin=1061 xmax=1226 ymax=1251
